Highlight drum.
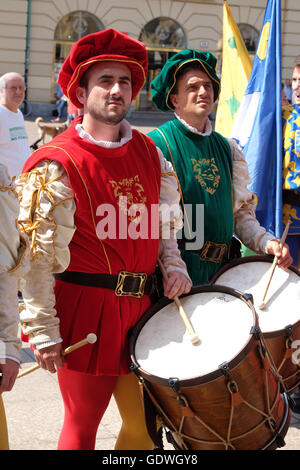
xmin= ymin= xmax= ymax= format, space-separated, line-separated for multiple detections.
xmin=129 ymin=285 xmax=290 ymax=450
xmin=211 ymin=256 xmax=300 ymax=394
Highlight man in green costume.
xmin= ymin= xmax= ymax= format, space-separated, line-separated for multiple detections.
xmin=148 ymin=50 xmax=292 ymax=285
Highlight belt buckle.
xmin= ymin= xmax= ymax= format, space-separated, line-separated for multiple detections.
xmin=200 ymin=241 xmax=226 ymax=263
xmin=215 ymin=244 xmax=226 ymax=263
xmin=115 ymin=271 xmax=147 ymax=298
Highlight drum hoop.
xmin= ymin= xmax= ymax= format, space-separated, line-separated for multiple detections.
xmin=210 ymin=255 xmax=300 ymax=283
xmin=129 ymin=284 xmax=259 ymax=387
xmin=211 ymin=255 xmax=300 ymax=338
xmin=261 ymin=318 xmax=300 ymax=338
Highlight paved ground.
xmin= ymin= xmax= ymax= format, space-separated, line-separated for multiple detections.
xmin=2 ymin=115 xmax=299 ymax=452
xmin=3 ymin=340 xmax=300 ymax=451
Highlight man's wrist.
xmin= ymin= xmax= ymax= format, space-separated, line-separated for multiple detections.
xmin=34 ymin=338 xmax=63 ymax=350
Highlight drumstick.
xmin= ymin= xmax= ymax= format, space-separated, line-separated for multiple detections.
xmin=158 ymin=259 xmax=200 ymax=345
xmin=258 ymin=220 xmax=291 ymax=310
xmin=17 ymin=333 xmax=97 ymax=378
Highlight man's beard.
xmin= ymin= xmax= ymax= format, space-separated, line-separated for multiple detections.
xmin=88 ymin=97 xmax=130 ymax=125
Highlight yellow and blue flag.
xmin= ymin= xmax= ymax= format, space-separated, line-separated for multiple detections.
xmin=215 ymin=1 xmax=252 ymax=137
xmin=231 ymin=0 xmax=282 ymax=237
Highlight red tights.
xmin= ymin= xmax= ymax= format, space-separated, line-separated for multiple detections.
xmin=56 ymin=368 xmax=153 ymax=450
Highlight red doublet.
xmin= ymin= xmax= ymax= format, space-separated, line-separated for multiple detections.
xmin=23 ymin=117 xmax=161 ymax=375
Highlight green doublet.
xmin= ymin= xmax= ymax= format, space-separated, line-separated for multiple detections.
xmin=148 ymin=118 xmax=233 ymax=285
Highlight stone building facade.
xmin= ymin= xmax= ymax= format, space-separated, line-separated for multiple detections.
xmin=0 ymin=0 xmax=299 ymax=112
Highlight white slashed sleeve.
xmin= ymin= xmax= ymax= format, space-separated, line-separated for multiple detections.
xmin=16 ymin=160 xmax=76 ymax=346
xmin=229 ymin=139 xmax=275 ymax=253
xmin=0 ymin=164 xmax=29 ymax=362
xmin=157 ymin=148 xmax=191 ymax=281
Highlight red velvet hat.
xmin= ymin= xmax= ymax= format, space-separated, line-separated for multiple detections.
xmin=58 ymin=28 xmax=148 ymax=108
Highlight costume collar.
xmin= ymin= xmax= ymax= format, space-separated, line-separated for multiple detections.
xmin=75 ymin=119 xmax=132 ymax=148
xmin=174 ymin=113 xmax=212 ymax=136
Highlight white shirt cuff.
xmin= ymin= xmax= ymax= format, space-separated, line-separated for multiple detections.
xmin=34 ymin=337 xmax=63 ymax=350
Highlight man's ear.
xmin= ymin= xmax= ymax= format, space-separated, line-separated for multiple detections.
xmin=76 ymin=86 xmax=86 ymax=106
xmin=169 ymin=93 xmax=177 ymax=109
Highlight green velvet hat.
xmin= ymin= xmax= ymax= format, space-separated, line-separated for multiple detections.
xmin=151 ymin=49 xmax=220 ymax=112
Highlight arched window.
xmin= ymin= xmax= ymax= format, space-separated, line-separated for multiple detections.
xmin=52 ymin=11 xmax=104 ymax=100
xmin=136 ymin=18 xmax=186 ymax=111
xmin=238 ymin=23 xmax=259 ymax=54
xmin=139 ymin=17 xmax=187 ymax=48
xmin=54 ymin=10 xmax=103 ymax=42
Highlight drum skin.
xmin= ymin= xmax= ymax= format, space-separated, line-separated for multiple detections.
xmin=130 ymin=285 xmax=291 ymax=450
xmin=211 ymin=256 xmax=300 ymax=394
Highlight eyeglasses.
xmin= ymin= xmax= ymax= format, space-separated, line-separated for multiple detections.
xmin=5 ymin=86 xmax=26 ymax=92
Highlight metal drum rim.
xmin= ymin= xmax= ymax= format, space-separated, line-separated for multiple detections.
xmin=211 ymin=255 xmax=300 ymax=338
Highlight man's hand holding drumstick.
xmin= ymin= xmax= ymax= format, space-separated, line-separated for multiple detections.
xmin=265 ymin=232 xmax=293 ymax=270
xmin=31 ymin=333 xmax=97 ymax=375
xmin=258 ymin=220 xmax=292 ymax=310
xmin=163 ymin=270 xmax=192 ymax=299
xmin=34 ymin=342 xmax=64 ymax=374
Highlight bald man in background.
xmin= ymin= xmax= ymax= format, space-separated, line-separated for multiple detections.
xmin=0 ymin=73 xmax=30 ymax=179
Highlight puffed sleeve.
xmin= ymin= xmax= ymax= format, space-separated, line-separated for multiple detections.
xmin=0 ymin=164 xmax=27 ymax=362
xmin=229 ymin=139 xmax=275 ymax=253
xmin=157 ymin=148 xmax=191 ymax=281
xmin=0 ymin=164 xmax=22 ymax=272
xmin=15 ymin=160 xmax=76 ymax=345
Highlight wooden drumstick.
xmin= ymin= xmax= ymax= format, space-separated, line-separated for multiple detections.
xmin=158 ymin=259 xmax=200 ymax=345
xmin=17 ymin=333 xmax=97 ymax=378
xmin=258 ymin=220 xmax=291 ymax=310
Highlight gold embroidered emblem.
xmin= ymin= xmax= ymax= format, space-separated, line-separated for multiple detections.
xmin=191 ymin=157 xmax=220 ymax=195
xmin=109 ymin=175 xmax=147 ymax=223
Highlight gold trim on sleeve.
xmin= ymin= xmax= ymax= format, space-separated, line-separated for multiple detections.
xmin=39 ymin=146 xmax=112 ymax=274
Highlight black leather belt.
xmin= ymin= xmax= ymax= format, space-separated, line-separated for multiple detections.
xmin=54 ymin=270 xmax=157 ymax=299
xmin=283 ymin=189 xmax=300 ymax=207
xmin=177 ymin=239 xmax=232 ymax=263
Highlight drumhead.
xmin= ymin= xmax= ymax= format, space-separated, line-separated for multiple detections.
xmin=213 ymin=258 xmax=300 ymax=333
xmin=134 ymin=288 xmax=254 ymax=380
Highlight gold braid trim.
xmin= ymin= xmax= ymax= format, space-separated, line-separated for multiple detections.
xmin=0 ymin=181 xmax=28 ymax=272
xmin=161 ymin=171 xmax=177 ymax=177
xmin=18 ymin=220 xmax=40 ymax=258
xmin=0 ymin=184 xmax=18 ymax=199
xmin=18 ymin=162 xmax=73 ymax=262
xmin=31 ymin=146 xmax=112 ymax=274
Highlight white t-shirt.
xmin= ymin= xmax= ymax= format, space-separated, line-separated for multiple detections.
xmin=0 ymin=104 xmax=31 ymax=179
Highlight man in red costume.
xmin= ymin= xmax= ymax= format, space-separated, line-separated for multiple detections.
xmin=16 ymin=29 xmax=192 ymax=450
